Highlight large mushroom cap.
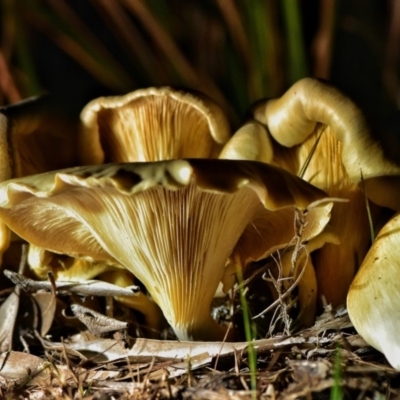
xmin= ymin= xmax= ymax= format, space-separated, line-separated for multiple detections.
xmin=347 ymin=211 xmax=400 ymax=370
xmin=0 ymin=159 xmax=328 ymax=341
xmin=248 ymin=77 xmax=400 ymax=307
xmin=79 ymin=87 xmax=231 ymax=164
xmin=250 ymin=77 xmax=400 ymax=207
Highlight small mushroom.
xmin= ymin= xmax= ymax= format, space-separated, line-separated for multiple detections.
xmin=347 ymin=212 xmax=400 ymax=370
xmin=219 ymin=120 xmax=273 ymax=163
xmin=0 ymin=96 xmax=78 ymax=261
xmin=248 ymin=77 xmax=400 ymax=307
xmin=0 ymin=159 xmax=328 ymax=341
xmin=27 ymin=244 xmax=164 ymax=335
xmin=79 ymin=87 xmax=231 ymax=164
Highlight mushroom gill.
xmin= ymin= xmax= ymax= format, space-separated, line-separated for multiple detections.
xmin=0 ymin=159 xmax=328 ymax=341
xmin=79 ymin=87 xmax=231 ymax=164
xmin=248 ymin=77 xmax=400 ymax=307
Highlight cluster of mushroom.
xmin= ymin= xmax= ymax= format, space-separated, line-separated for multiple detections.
xmin=1 ymin=80 xmax=400 ymax=369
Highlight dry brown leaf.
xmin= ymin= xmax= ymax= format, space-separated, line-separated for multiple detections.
xmin=70 ymin=303 xmax=128 ymax=336
xmin=0 ymin=351 xmax=50 ymax=387
xmin=0 ymin=286 xmax=20 ymax=352
xmin=32 ymin=291 xmax=57 ymax=336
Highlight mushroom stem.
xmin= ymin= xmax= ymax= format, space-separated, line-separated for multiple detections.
xmin=172 ymin=313 xmax=233 ymax=341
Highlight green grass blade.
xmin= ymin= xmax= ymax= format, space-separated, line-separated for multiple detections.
xmin=281 ymin=0 xmax=308 ymax=83
xmin=330 ymin=346 xmax=343 ymax=400
xmin=236 ymin=267 xmax=257 ymax=398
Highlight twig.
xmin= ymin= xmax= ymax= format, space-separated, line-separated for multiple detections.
xmin=3 ymin=270 xmax=140 ymax=297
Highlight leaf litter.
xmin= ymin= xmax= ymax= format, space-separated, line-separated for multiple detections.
xmin=0 ymin=242 xmax=399 ymax=399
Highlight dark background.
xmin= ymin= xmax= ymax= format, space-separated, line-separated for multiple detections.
xmin=1 ymin=0 xmax=400 ymax=146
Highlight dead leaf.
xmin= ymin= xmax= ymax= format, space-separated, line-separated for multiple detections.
xmin=0 ymin=287 xmax=20 ymax=352
xmin=0 ymin=351 xmax=50 ymax=387
xmin=69 ymin=304 xmax=128 ymax=336
xmin=32 ymin=291 xmax=57 ymax=336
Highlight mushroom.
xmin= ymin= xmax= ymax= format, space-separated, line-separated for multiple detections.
xmin=9 ymin=87 xmax=231 ymax=330
xmin=219 ymin=120 xmax=273 ymax=163
xmin=248 ymin=77 xmax=400 ymax=307
xmin=0 ymin=95 xmax=78 ymax=261
xmin=347 ymin=211 xmax=400 ymax=370
xmin=219 ymin=118 xmax=338 ymax=326
xmin=220 ymin=200 xmax=338 ymax=328
xmin=79 ymin=87 xmax=231 ymax=164
xmin=0 ymin=159 xmax=329 ymax=341
xmin=27 ymin=244 xmax=164 ymax=335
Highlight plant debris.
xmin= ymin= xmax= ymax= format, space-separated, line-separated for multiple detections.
xmin=4 ymin=270 xmax=140 ymax=297
xmin=0 ymin=286 xmax=399 ymax=399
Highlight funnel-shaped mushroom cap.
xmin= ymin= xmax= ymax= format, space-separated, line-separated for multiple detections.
xmin=347 ymin=211 xmax=400 ymax=370
xmin=79 ymin=87 xmax=231 ymax=164
xmin=0 ymin=159 xmax=328 ymax=341
xmin=231 ymin=201 xmax=335 ymax=266
xmin=248 ymin=78 xmax=400 ymax=307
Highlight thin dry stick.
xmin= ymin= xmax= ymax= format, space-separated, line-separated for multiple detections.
xmin=214 ymin=321 xmax=233 ymax=370
xmin=253 ymin=255 xmax=308 ymax=319
xmin=290 ymin=208 xmax=308 ymax=277
xmin=265 ymin=253 xmax=292 ymax=335
xmin=360 ymin=169 xmax=375 ymax=243
xmin=253 ymin=209 xmax=310 ymax=329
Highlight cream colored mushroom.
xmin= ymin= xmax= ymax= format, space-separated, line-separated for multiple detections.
xmin=79 ymin=87 xmax=231 ymax=164
xmin=347 ymin=211 xmax=400 ymax=370
xmin=219 ymin=120 xmax=274 ymax=163
xmin=248 ymin=77 xmax=400 ymax=307
xmin=0 ymin=159 xmax=328 ymax=341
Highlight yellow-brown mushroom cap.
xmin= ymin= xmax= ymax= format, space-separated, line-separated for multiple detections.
xmin=248 ymin=77 xmax=400 ymax=307
xmin=250 ymin=77 xmax=400 ymax=209
xmin=347 ymin=211 xmax=400 ymax=370
xmin=79 ymin=87 xmax=231 ymax=164
xmin=0 ymin=159 xmax=329 ymax=341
